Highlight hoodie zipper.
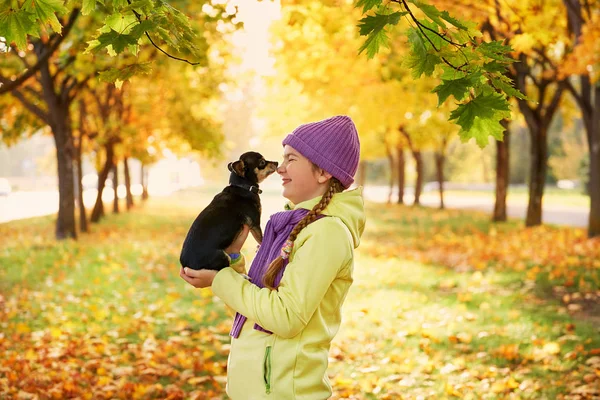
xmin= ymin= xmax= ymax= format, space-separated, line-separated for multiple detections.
xmin=263 ymin=345 xmax=272 ymax=394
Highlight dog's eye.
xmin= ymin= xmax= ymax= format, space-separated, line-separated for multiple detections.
xmin=259 ymin=160 xmax=266 ymax=168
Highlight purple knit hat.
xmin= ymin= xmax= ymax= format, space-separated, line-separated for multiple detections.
xmin=282 ymin=115 xmax=360 ymax=188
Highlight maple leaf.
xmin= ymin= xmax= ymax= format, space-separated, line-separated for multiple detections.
xmin=0 ymin=7 xmax=39 ymax=50
xmin=80 ymin=0 xmax=95 ymax=15
xmin=404 ymin=28 xmax=441 ymax=78
xmin=23 ymin=0 xmax=68 ymax=34
xmin=355 ymin=0 xmax=382 ymax=13
xmin=358 ymin=12 xmax=405 ymax=58
xmin=432 ymin=73 xmax=481 ymax=105
xmin=450 ymin=92 xmax=511 ymax=147
xmin=87 ymin=29 xmax=138 ymax=54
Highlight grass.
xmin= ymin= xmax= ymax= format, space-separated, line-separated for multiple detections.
xmin=1 ymin=187 xmax=599 ymax=399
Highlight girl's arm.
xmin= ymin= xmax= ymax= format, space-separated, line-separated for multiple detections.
xmin=212 ymin=218 xmax=352 ymax=338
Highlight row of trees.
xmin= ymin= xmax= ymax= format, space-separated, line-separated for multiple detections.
xmin=1 ymin=0 xmax=597 ymax=238
xmin=1 ymin=1 xmax=234 ymax=239
xmin=259 ymin=0 xmax=599 ymax=237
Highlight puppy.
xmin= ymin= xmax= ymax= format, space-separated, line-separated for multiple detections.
xmin=180 ymin=152 xmax=278 ymax=271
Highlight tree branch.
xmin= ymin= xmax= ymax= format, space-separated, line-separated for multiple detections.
xmin=544 ymin=82 xmax=565 ymax=126
xmin=126 ymin=0 xmax=200 ymax=66
xmin=0 ymin=9 xmax=80 ymax=95
xmin=11 ymin=89 xmax=51 ymax=123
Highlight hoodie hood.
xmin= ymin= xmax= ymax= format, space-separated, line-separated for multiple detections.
xmin=291 ymin=187 xmax=366 ymax=248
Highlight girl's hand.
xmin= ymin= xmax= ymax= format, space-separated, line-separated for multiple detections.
xmin=180 ymin=267 xmax=218 ymax=288
xmin=225 ymin=224 xmax=251 ymax=254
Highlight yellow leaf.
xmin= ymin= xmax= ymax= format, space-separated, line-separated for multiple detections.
xmin=445 ymin=383 xmax=462 ymax=397
xmin=543 ymin=342 xmax=561 ymax=355
xmin=16 ymin=323 xmax=30 ymax=334
xmin=50 ymin=327 xmax=62 ymax=338
xmin=511 ymin=33 xmax=536 ymax=53
xmin=203 ymin=350 xmax=216 ymax=360
xmin=188 ymin=376 xmax=211 ymax=385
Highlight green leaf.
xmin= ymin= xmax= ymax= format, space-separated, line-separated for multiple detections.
xmin=419 ymin=18 xmax=443 ymax=51
xmin=432 ymin=75 xmax=479 ymax=105
xmin=358 ymin=12 xmax=404 ymax=58
xmin=490 ymin=76 xmax=528 ymax=100
xmin=358 ymin=12 xmax=403 ymax=36
xmin=482 ymin=61 xmax=506 ymax=73
xmin=439 ymin=10 xmax=468 ymax=30
xmin=359 ymin=29 xmax=388 ymax=58
xmin=120 ymin=0 xmax=153 ymax=14
xmin=0 ymin=7 xmax=39 ymax=50
xmin=404 ymin=52 xmax=440 ymax=78
xmin=407 ymin=0 xmax=444 ymax=28
xmin=478 ymin=40 xmax=515 ymax=62
xmin=450 ymin=92 xmax=511 ymax=147
xmin=98 ymin=62 xmax=152 ymax=85
xmin=355 ymin=0 xmax=382 ymax=13
xmin=105 ymin=13 xmax=138 ymax=34
xmin=23 ymin=0 xmax=68 ymax=33
xmin=90 ymin=29 xmax=138 ymax=54
xmin=460 ymin=115 xmax=506 ymax=147
xmin=450 ymin=92 xmax=510 ymax=131
xmin=129 ymin=19 xmax=156 ymax=39
xmin=81 ymin=0 xmax=95 ymax=15
xmin=404 ymin=28 xmax=440 ymax=78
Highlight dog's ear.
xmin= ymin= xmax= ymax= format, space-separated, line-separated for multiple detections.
xmin=229 ymin=160 xmax=245 ymax=177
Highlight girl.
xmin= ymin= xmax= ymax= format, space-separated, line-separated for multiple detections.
xmin=180 ymin=115 xmax=366 ymax=399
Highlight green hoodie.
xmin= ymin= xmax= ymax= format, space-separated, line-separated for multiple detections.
xmin=211 ymin=187 xmax=366 ymax=399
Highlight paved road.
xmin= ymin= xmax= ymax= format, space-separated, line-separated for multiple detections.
xmin=362 ymin=186 xmax=589 ymax=228
xmin=0 ymin=187 xmax=590 ymax=228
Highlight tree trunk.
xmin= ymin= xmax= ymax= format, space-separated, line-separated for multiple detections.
xmin=75 ymin=133 xmax=88 ymax=233
xmin=385 ymin=140 xmax=394 ymax=204
xmin=34 ymin=40 xmax=77 ymax=239
xmin=90 ymin=143 xmax=114 ymax=222
xmin=124 ymin=156 xmax=134 ymax=210
xmin=493 ymin=120 xmax=511 ymax=222
xmin=526 ymin=127 xmax=548 ymax=226
xmin=141 ymin=163 xmax=149 ymax=201
xmin=588 ymin=84 xmax=600 ymax=237
xmin=435 ymin=151 xmax=445 ymax=209
xmin=413 ymin=151 xmax=423 ymax=206
xmin=52 ymin=122 xmax=77 ymax=239
xmin=397 ymin=144 xmax=406 ymax=205
xmin=112 ymin=161 xmax=119 ymax=214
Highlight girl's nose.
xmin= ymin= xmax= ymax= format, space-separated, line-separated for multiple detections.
xmin=277 ymin=163 xmax=285 ymax=174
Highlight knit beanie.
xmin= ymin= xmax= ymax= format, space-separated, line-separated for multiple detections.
xmin=282 ymin=115 xmax=360 ymax=189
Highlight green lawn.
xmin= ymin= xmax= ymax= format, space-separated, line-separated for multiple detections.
xmin=0 ymin=188 xmax=598 ymax=399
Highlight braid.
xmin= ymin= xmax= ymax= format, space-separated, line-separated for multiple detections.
xmin=263 ymin=177 xmax=344 ymax=290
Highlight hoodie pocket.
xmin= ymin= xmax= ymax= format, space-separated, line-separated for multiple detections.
xmin=263 ymin=345 xmax=272 ymax=394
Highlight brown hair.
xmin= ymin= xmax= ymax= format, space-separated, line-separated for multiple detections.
xmin=263 ymin=172 xmax=344 ymax=290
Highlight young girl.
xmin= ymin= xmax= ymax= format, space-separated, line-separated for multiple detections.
xmin=180 ymin=115 xmax=365 ymax=399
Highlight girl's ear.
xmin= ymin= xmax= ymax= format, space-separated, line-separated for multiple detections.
xmin=316 ymin=169 xmax=332 ymax=184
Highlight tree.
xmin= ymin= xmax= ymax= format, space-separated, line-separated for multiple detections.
xmin=1 ymin=0 xmax=236 ymax=239
xmin=356 ymin=0 xmax=519 ymax=147
xmin=560 ymin=0 xmax=600 ymax=237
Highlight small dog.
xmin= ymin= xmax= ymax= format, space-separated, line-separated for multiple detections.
xmin=180 ymin=152 xmax=278 ymax=271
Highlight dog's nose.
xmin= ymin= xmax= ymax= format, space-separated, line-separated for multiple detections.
xmin=273 ymin=161 xmax=279 ymax=167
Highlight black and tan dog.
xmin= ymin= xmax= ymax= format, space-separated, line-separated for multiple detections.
xmin=180 ymin=152 xmax=278 ymax=271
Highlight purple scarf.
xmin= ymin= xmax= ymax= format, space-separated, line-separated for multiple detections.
xmin=230 ymin=208 xmax=323 ymax=338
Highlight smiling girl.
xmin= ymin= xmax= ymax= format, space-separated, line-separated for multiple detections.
xmin=180 ymin=115 xmax=366 ymax=399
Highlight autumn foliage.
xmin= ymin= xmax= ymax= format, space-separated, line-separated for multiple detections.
xmin=1 ymin=189 xmax=599 ymax=399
